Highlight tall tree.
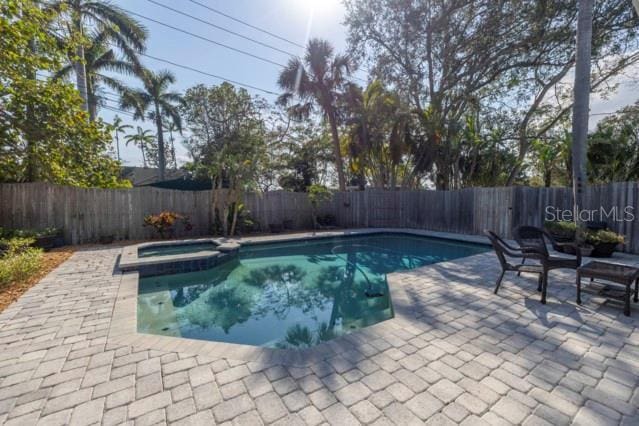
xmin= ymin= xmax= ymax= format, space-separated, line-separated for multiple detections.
xmin=181 ymin=83 xmax=267 ymax=236
xmin=572 ymin=0 xmax=594 ymax=240
xmin=121 ymin=69 xmax=183 ymax=181
xmin=110 ymin=115 xmax=131 ymax=161
xmin=345 ymin=0 xmax=639 ymax=189
xmin=278 ymin=38 xmax=353 ymax=191
xmin=50 ymin=0 xmax=147 ymax=115
xmin=124 ymin=126 xmax=154 ymax=168
xmin=503 ymin=0 xmax=639 ymax=185
xmin=55 ymin=29 xmax=139 ymax=120
xmin=588 ymin=102 xmax=639 ymax=183
xmin=342 ymin=81 xmax=415 ymax=189
xmin=1 ymin=0 xmax=128 ymax=188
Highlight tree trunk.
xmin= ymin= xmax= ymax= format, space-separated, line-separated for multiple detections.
xmin=154 ymin=103 xmax=166 ymax=181
xmin=572 ymin=0 xmax=593 ymax=243
xmin=229 ymin=192 xmax=240 ymax=236
xmin=25 ymin=37 xmax=38 ymax=182
xmin=115 ymin=132 xmax=120 ymax=161
xmin=327 ymin=110 xmax=346 ymax=191
xmin=140 ymin=143 xmax=147 ymax=167
xmin=72 ymin=13 xmax=89 ymax=116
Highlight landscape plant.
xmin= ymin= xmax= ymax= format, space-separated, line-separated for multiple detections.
xmin=181 ymin=83 xmax=267 ymax=236
xmin=0 ymin=237 xmax=43 ymax=287
xmin=143 ymin=211 xmax=192 ymax=239
xmin=308 ymin=184 xmax=333 ymax=229
xmin=0 ymin=0 xmax=130 ymax=188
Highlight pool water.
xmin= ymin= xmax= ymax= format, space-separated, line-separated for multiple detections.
xmin=138 ymin=242 xmax=216 ymax=258
xmin=137 ymin=233 xmax=488 ymax=349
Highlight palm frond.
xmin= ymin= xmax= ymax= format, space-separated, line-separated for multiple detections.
xmin=83 ymin=1 xmax=148 ymax=51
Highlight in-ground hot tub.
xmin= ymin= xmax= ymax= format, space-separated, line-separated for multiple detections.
xmin=118 ymin=238 xmax=240 ymax=277
xmin=138 ymin=241 xmax=218 ymax=258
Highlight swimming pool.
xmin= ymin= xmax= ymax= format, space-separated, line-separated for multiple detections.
xmin=137 ymin=233 xmax=488 ymax=349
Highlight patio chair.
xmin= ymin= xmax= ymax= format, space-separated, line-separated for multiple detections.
xmin=513 ymin=226 xmax=581 ymax=276
xmin=485 ymin=229 xmax=580 ymax=304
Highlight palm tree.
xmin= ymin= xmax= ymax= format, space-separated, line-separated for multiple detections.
xmin=50 ymin=0 xmax=147 ymax=114
xmin=278 ymin=38 xmax=353 ymax=191
xmin=149 ymin=111 xmax=181 ymax=170
xmin=110 ymin=115 xmax=132 ymax=161
xmin=163 ymin=119 xmax=180 ymax=170
xmin=55 ymin=30 xmax=139 ymax=120
xmin=121 ymin=69 xmax=183 ymax=181
xmin=125 ymin=126 xmax=154 ymax=168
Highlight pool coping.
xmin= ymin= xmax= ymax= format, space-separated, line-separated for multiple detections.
xmin=108 ymin=228 xmax=491 ymax=365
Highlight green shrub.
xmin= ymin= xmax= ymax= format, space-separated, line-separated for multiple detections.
xmin=0 ymin=237 xmax=36 ymax=255
xmin=0 ymin=227 xmax=61 ymax=239
xmin=586 ymin=229 xmax=624 ymax=245
xmin=543 ymin=220 xmax=576 ymax=239
xmin=0 ymin=243 xmax=43 ymax=287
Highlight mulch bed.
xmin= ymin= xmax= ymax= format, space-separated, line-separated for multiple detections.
xmin=0 ymin=247 xmax=75 ymax=313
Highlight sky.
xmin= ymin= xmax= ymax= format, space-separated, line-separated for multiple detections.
xmin=102 ymin=0 xmax=639 ymax=168
xmin=103 ymin=0 xmax=356 ymax=167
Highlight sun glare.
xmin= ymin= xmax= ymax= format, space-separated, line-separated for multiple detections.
xmin=293 ymin=0 xmax=340 ymax=16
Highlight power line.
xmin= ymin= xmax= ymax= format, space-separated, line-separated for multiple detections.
xmin=145 ymin=0 xmax=297 ymax=57
xmin=102 ymin=105 xmax=137 ymax=118
xmin=186 ymin=0 xmax=305 ymax=49
xmin=113 ymin=51 xmax=282 ymax=96
xmin=131 ymin=5 xmax=368 ymax=84
xmin=186 ymin=0 xmax=371 ymax=78
xmin=120 ymin=8 xmax=287 ymax=68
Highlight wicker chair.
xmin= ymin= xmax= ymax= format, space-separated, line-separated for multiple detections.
xmin=486 ymin=229 xmax=581 ymax=304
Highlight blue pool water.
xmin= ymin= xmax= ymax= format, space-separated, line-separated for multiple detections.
xmin=137 ymin=233 xmax=488 ymax=348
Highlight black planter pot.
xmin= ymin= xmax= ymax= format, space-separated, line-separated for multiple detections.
xmin=269 ymin=223 xmax=283 ymax=234
xmin=591 ymin=242 xmax=618 ymax=258
xmin=53 ymin=235 xmax=65 ymax=248
xmin=282 ymin=219 xmax=294 ymax=230
xmin=562 ymin=244 xmax=594 ymax=257
xmin=32 ymin=235 xmax=57 ymax=251
xmin=99 ymin=235 xmax=115 ymax=245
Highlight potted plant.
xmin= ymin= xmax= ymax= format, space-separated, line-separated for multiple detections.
xmin=543 ymin=221 xmax=594 ymax=256
xmin=143 ymin=212 xmax=192 ymax=239
xmin=586 ymin=229 xmax=624 ymax=258
xmin=543 ymin=220 xmax=576 ymax=243
xmin=23 ymin=228 xmax=63 ymax=251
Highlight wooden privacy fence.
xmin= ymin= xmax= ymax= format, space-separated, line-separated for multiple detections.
xmin=1 ymin=182 xmax=638 ymax=252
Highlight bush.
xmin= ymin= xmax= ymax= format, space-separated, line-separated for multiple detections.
xmin=0 ymin=227 xmax=61 ymax=239
xmin=144 ymin=211 xmax=192 ymax=238
xmin=543 ymin=220 xmax=577 ymax=241
xmin=0 ymin=238 xmax=43 ymax=287
xmin=1 ymin=237 xmax=35 ymax=254
xmin=586 ymin=229 xmax=624 ymax=245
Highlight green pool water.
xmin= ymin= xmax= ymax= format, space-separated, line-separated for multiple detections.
xmin=137 ymin=233 xmax=488 ymax=349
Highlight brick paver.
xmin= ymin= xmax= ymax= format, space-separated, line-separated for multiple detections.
xmin=0 ymin=242 xmax=638 ymax=425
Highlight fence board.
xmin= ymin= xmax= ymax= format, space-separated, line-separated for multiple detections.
xmin=1 ymin=182 xmax=639 ymax=252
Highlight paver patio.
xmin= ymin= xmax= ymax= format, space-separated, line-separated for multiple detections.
xmin=0 ymin=236 xmax=638 ymax=425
